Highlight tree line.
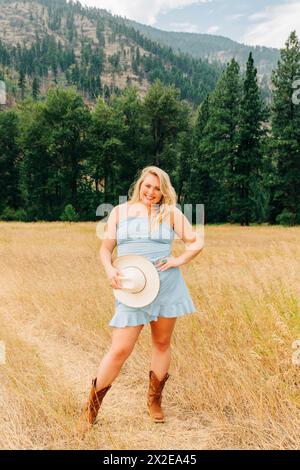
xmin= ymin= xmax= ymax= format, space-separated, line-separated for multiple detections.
xmin=0 ymin=31 xmax=300 ymax=225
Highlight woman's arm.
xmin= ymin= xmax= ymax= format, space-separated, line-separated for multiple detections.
xmin=173 ymin=205 xmax=204 ymax=266
xmin=99 ymin=207 xmax=117 ymax=273
xmin=99 ymin=206 xmax=122 ymax=288
xmin=156 ymin=206 xmax=204 ymax=271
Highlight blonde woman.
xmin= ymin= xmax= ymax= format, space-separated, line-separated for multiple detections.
xmin=79 ymin=166 xmax=203 ymax=429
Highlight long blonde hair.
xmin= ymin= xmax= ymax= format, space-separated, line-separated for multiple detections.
xmin=128 ymin=166 xmax=177 ymax=230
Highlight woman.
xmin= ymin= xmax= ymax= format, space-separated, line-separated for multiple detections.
xmin=79 ymin=166 xmax=203 ymax=430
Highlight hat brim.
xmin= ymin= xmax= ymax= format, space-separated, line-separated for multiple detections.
xmin=112 ymin=255 xmax=160 ymax=308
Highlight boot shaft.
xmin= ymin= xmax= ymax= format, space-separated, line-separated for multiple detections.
xmin=85 ymin=378 xmax=111 ymax=425
xmin=147 ymin=370 xmax=169 ymax=422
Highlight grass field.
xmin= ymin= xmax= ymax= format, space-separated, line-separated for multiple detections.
xmin=1 ymin=222 xmax=300 ymax=450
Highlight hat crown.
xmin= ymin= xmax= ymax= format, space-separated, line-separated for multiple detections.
xmin=119 ymin=266 xmax=146 ymax=294
xmin=112 ymin=254 xmax=160 ymax=308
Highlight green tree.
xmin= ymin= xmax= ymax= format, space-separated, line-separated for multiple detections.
xmin=42 ymin=87 xmax=91 ymax=212
xmin=235 ymin=52 xmax=265 ymax=225
xmin=0 ymin=111 xmax=21 ymax=213
xmin=17 ymin=99 xmax=54 ymax=220
xmin=18 ymin=69 xmax=26 ymax=100
xmin=203 ymin=59 xmax=242 ymax=221
xmin=270 ymin=31 xmax=300 ymax=225
xmin=187 ymin=94 xmax=223 ymax=222
xmin=110 ymin=87 xmax=149 ymax=198
xmin=87 ymin=97 xmax=125 ymax=203
xmin=18 ymin=88 xmax=91 ymax=220
xmin=59 ymin=203 xmax=79 ymax=221
xmin=32 ymin=77 xmax=40 ymax=100
xmin=143 ymin=80 xmax=189 ymax=169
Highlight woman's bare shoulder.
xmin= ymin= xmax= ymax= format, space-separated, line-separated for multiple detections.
xmin=113 ymin=203 xmax=127 ymax=224
xmin=114 ymin=201 xmax=143 ymax=223
xmin=169 ymin=204 xmax=181 ymax=216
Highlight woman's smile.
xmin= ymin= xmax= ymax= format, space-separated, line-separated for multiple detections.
xmin=140 ymin=174 xmax=162 ymax=206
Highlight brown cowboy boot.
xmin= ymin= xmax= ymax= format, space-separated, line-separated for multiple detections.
xmin=77 ymin=378 xmax=111 ymax=433
xmin=147 ymin=370 xmax=170 ymax=423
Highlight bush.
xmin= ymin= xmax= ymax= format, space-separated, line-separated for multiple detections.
xmin=276 ymin=209 xmax=295 ymax=226
xmin=0 ymin=207 xmax=29 ymax=221
xmin=0 ymin=207 xmax=16 ymax=221
xmin=59 ymin=204 xmax=80 ymax=222
xmin=15 ymin=209 xmax=28 ymax=221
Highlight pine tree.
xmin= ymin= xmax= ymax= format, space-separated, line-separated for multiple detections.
xmin=96 ymin=18 xmax=105 ymax=47
xmin=51 ymin=59 xmax=58 ymax=84
xmin=18 ymin=69 xmax=26 ymax=100
xmin=187 ymin=94 xmax=223 ymax=222
xmin=204 ymin=59 xmax=242 ymax=221
xmin=0 ymin=111 xmax=20 ymax=213
xmin=235 ymin=52 xmax=264 ymax=225
xmin=32 ymin=77 xmax=40 ymax=100
xmin=270 ymin=31 xmax=300 ymax=225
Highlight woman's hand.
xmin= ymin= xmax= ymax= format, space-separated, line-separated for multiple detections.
xmin=155 ymin=256 xmax=181 ymax=271
xmin=106 ymin=265 xmax=123 ymax=289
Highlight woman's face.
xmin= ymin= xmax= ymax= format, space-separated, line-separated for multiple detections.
xmin=139 ymin=174 xmax=162 ymax=208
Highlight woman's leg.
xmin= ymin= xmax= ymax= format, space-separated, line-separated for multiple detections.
xmin=150 ymin=317 xmax=177 ymax=380
xmin=95 ymin=324 xmax=144 ymax=391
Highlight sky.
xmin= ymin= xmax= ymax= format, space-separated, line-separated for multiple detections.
xmin=79 ymin=0 xmax=300 ymax=49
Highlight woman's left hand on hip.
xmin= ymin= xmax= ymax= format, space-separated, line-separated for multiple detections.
xmin=155 ymin=256 xmax=180 ymax=271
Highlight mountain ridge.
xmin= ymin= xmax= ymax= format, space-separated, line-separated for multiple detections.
xmin=0 ymin=0 xmax=276 ymax=107
xmin=0 ymin=0 xmax=222 ymax=107
xmin=120 ymin=16 xmax=280 ymax=77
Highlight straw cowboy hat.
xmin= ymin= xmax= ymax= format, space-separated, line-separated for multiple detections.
xmin=112 ymin=254 xmax=160 ymax=308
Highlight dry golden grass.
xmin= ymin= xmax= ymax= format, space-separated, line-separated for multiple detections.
xmin=1 ymin=222 xmax=300 ymax=449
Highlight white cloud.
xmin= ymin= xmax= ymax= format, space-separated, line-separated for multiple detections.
xmin=242 ymin=1 xmax=300 ymax=48
xmin=226 ymin=14 xmax=244 ymax=21
xmin=206 ymin=25 xmax=219 ymax=34
xmin=80 ymin=0 xmax=211 ymax=25
xmin=169 ymin=21 xmax=201 ymax=33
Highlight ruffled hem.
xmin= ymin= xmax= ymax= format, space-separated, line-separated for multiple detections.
xmin=108 ymin=297 xmax=197 ymax=328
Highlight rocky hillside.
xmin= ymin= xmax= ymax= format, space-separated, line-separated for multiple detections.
xmin=0 ymin=0 xmax=221 ymax=107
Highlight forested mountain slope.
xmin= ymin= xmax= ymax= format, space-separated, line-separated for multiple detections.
xmin=0 ymin=0 xmax=221 ymax=107
xmin=123 ymin=18 xmax=279 ymax=77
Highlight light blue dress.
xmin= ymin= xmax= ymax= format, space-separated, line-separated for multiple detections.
xmin=109 ymin=215 xmax=197 ymax=328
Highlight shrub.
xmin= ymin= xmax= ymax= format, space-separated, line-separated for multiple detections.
xmin=59 ymin=204 xmax=79 ymax=222
xmin=276 ymin=209 xmax=295 ymax=226
xmin=0 ymin=207 xmax=29 ymax=221
xmin=0 ymin=207 xmax=16 ymax=221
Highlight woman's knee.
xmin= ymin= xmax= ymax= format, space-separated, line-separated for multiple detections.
xmin=109 ymin=345 xmax=133 ymax=362
xmin=109 ymin=325 xmax=143 ymax=363
xmin=152 ymin=337 xmax=171 ymax=352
